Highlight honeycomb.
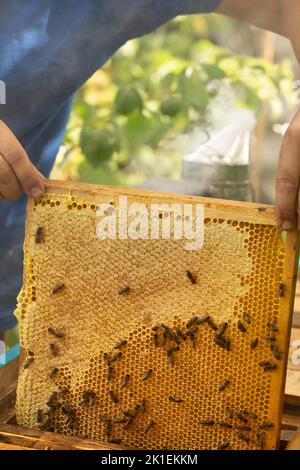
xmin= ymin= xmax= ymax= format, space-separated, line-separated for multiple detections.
xmin=15 ymin=180 xmax=299 ymax=450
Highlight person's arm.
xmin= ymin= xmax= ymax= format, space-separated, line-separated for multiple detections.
xmin=216 ymin=0 xmax=285 ymax=36
xmin=0 ymin=120 xmax=44 ymax=200
xmin=217 ymin=0 xmax=300 ymax=230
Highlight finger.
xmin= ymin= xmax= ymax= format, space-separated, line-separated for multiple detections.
xmin=275 ymin=120 xmax=300 ymax=229
xmin=0 ymin=120 xmax=44 ymax=197
xmin=0 ymin=153 xmax=22 ymax=200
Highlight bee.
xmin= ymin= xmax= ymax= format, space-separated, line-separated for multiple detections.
xmin=52 ymin=283 xmax=65 ymax=295
xmin=267 ymin=322 xmax=278 ymax=333
xmin=100 ymin=415 xmax=110 ymax=423
xmin=166 ymin=324 xmax=174 ymax=334
xmin=216 ymin=322 xmax=228 ymax=337
xmin=161 ymin=329 xmax=168 ymax=347
xmin=46 ymin=392 xmax=59 ymax=408
xmin=141 ymin=400 xmax=147 ymax=414
xmin=236 ymin=413 xmax=248 ymax=424
xmin=107 ymin=367 xmax=113 ymax=380
xmin=23 ymin=357 xmax=34 ymax=369
xmin=113 ymin=339 xmax=127 ymax=349
xmin=167 ymin=350 xmax=175 ymax=365
xmin=237 ymin=320 xmax=247 ymax=333
xmin=214 ymin=335 xmax=226 ymax=349
xmin=214 ymin=335 xmax=231 ymax=351
xmin=56 ymin=388 xmax=69 ymax=400
xmin=189 ymin=334 xmax=196 ymax=349
xmin=186 ymin=317 xmax=198 ymax=329
xmin=175 ymin=327 xmax=186 ymax=341
xmin=133 ymin=404 xmax=140 ymax=417
xmin=250 ymin=338 xmax=259 ymax=350
xmin=122 ymin=410 xmax=133 ymax=418
xmin=152 ymin=324 xmax=164 ymax=331
xmin=270 ymin=344 xmax=282 ymax=360
xmin=218 ymin=421 xmax=233 ymax=429
xmin=256 ymin=432 xmax=265 ymax=450
xmin=121 ymin=374 xmax=130 ymax=388
xmin=37 ymin=409 xmax=49 ymax=424
xmin=153 ymin=333 xmax=160 ymax=347
xmin=37 ymin=416 xmax=50 ymax=429
xmin=259 ymin=421 xmax=273 ymax=430
xmin=66 ymin=414 xmax=76 ymax=429
xmin=61 ymin=403 xmax=75 ymax=416
xmin=49 ymin=367 xmax=59 ymax=379
xmin=278 ymin=283 xmax=286 ymax=298
xmin=108 ymin=438 xmax=121 ymax=444
xmin=63 ymin=414 xmax=73 ymax=426
xmin=169 ymin=396 xmax=183 ymax=403
xmin=225 ymin=407 xmax=234 ymax=419
xmin=243 ymin=312 xmax=251 ymax=324
xmin=105 ymin=419 xmax=112 ymax=437
xmin=142 ymin=369 xmax=153 ymax=381
xmin=48 ymin=327 xmax=64 ymax=338
xmin=79 ymin=390 xmax=96 ymax=406
xmin=199 ymin=419 xmax=214 ymax=426
xmin=144 ymin=420 xmax=155 ymax=433
xmin=265 ymin=336 xmax=276 ymax=343
xmin=186 ymin=271 xmax=197 ymax=284
xmin=103 ymin=353 xmax=110 ymax=365
xmin=109 ymin=390 xmax=118 ymax=404
xmin=197 ymin=315 xmax=210 ymax=324
xmin=243 ymin=409 xmax=257 ymax=420
xmin=118 ymin=286 xmax=130 ymax=296
xmin=50 ymin=343 xmax=59 ymax=356
xmin=216 ymin=442 xmax=229 ymax=450
xmin=169 ymin=331 xmax=180 ymax=345
xmin=236 ymin=431 xmax=250 ymax=443
xmin=110 ymin=352 xmax=122 ymax=363
xmin=259 ymin=361 xmax=277 ymax=372
xmin=123 ymin=418 xmax=133 ymax=430
xmin=35 ymin=227 xmax=44 ymax=244
xmin=206 ymin=317 xmax=218 ymax=331
xmin=132 ymin=404 xmax=140 ymax=418
xmin=167 ymin=345 xmax=179 ymax=353
xmin=112 ymin=418 xmax=127 ymax=424
xmin=186 ymin=324 xmax=198 ymax=335
xmin=258 ymin=207 xmax=267 ymax=213
xmin=45 ymin=398 xmax=60 ymax=411
xmin=218 ymin=379 xmax=230 ymax=392
xmin=235 ymin=425 xmax=252 ymax=432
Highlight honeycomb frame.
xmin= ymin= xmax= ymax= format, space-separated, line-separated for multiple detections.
xmin=15 ymin=180 xmax=299 ymax=450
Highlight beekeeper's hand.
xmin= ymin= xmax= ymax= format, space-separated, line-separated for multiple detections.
xmin=275 ymin=110 xmax=300 ymax=230
xmin=217 ymin=0 xmax=300 ymax=229
xmin=0 ymin=120 xmax=44 ymax=201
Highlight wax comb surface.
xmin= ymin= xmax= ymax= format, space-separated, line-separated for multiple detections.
xmin=15 ymin=180 xmax=299 ymax=450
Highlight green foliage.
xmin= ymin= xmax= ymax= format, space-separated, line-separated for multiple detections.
xmin=80 ymin=127 xmax=120 ymax=167
xmin=160 ymin=94 xmax=183 ymax=116
xmin=115 ymin=88 xmax=144 ymax=115
xmin=56 ymin=15 xmax=296 ymax=187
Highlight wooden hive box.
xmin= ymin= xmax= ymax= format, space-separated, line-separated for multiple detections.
xmin=13 ymin=180 xmax=299 ymax=450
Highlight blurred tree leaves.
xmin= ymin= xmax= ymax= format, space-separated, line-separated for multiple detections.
xmin=55 ymin=15 xmax=296 ymax=186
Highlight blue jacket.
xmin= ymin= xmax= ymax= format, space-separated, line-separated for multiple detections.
xmin=0 ymin=0 xmax=220 ymax=331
